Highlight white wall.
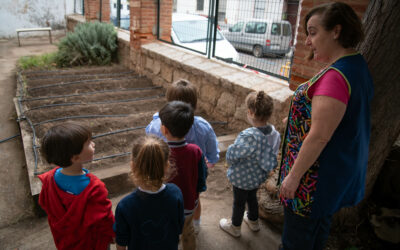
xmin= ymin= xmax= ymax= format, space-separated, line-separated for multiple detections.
xmin=0 ymin=0 xmax=75 ymax=38
xmin=225 ymin=0 xmax=284 ymax=25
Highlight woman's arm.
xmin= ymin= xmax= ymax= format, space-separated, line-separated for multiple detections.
xmin=279 ymin=95 xmax=346 ymax=199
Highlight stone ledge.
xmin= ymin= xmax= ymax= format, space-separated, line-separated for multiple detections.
xmin=141 ymin=42 xmax=292 ymax=100
xmin=141 ymin=42 xmax=293 ymax=133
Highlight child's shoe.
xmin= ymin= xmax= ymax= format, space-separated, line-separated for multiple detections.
xmin=243 ymin=211 xmax=260 ymax=232
xmin=219 ymin=218 xmax=241 ymax=237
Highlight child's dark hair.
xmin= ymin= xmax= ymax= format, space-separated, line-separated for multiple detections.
xmin=166 ymin=79 xmax=197 ymax=109
xmin=159 ymin=101 xmax=194 ymax=138
xmin=246 ymin=91 xmax=273 ymax=122
xmin=41 ymin=123 xmax=92 ymax=167
xmin=131 ymin=135 xmax=170 ymax=188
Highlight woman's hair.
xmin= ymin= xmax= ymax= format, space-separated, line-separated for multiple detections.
xmin=246 ymin=91 xmax=273 ymax=122
xmin=41 ymin=122 xmax=92 ymax=167
xmin=166 ymin=79 xmax=198 ymax=110
xmin=305 ymin=2 xmax=364 ymax=49
xmin=131 ymin=135 xmax=171 ymax=188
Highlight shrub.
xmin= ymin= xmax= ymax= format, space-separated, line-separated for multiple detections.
xmin=55 ymin=22 xmax=117 ymax=67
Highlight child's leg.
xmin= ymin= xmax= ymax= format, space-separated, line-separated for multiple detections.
xmin=181 ymin=214 xmax=196 ymax=250
xmin=193 ymin=199 xmax=201 ymax=221
xmin=246 ymin=188 xmax=259 ymax=221
xmin=231 ymin=186 xmax=248 ymax=226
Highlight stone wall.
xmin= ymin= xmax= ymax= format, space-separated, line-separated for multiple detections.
xmin=131 ymin=42 xmax=292 ymax=133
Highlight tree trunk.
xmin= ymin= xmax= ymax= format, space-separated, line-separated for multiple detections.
xmin=334 ymin=0 xmax=400 ymax=225
xmin=359 ymin=0 xmax=400 ymax=201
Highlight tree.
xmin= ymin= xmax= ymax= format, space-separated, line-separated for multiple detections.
xmin=360 ymin=0 xmax=400 ymax=200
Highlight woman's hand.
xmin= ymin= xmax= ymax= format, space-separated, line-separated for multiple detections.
xmin=279 ymin=173 xmax=301 ymax=199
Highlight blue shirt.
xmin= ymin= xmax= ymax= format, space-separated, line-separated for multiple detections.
xmin=114 ymin=183 xmax=184 ymax=250
xmin=146 ymin=112 xmax=220 ymax=164
xmin=54 ymin=168 xmax=90 ymax=195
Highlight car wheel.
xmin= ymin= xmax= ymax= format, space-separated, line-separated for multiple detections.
xmin=252 ymin=45 xmax=263 ymax=58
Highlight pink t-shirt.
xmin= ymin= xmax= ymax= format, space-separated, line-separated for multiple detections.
xmin=308 ymin=69 xmax=350 ymax=105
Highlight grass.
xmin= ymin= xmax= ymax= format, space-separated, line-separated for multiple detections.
xmin=18 ymin=52 xmax=58 ymax=70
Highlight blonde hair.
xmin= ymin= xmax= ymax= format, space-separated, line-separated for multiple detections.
xmin=246 ymin=91 xmax=273 ymax=122
xmin=131 ymin=135 xmax=171 ymax=189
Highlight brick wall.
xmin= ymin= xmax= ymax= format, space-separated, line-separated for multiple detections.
xmin=289 ymin=0 xmax=369 ymax=90
xmin=129 ymin=0 xmax=172 ymax=50
xmin=84 ymin=0 xmax=110 ymax=22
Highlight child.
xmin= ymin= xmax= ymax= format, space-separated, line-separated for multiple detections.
xmin=158 ymin=101 xmax=208 ymax=250
xmin=113 ymin=135 xmax=184 ymax=250
xmin=146 ymin=79 xmax=218 ymax=231
xmin=219 ymin=91 xmax=281 ymax=237
xmin=38 ymin=122 xmax=115 ymax=249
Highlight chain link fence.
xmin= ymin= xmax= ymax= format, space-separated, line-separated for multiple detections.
xmin=161 ymin=0 xmax=299 ymax=81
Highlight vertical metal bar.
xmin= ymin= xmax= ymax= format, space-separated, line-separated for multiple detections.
xmin=82 ymin=0 xmax=84 ymax=16
xmin=74 ymin=0 xmax=76 ymax=13
xmin=212 ymin=0 xmax=219 ymax=58
xmin=99 ymin=0 xmax=103 ymax=22
xmin=117 ymin=0 xmax=121 ymax=27
xmin=157 ymin=0 xmax=160 ymax=39
xmin=206 ymin=0 xmax=214 ymax=59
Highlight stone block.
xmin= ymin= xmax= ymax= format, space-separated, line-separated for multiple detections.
xmin=172 ymin=70 xmax=190 ymax=83
xmin=200 ymin=83 xmax=219 ymax=107
xmin=216 ymin=92 xmax=236 ymax=117
xmin=160 ymin=63 xmax=173 ymax=83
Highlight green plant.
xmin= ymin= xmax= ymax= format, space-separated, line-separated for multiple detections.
xmin=55 ymin=22 xmax=117 ymax=67
xmin=18 ymin=52 xmax=57 ymax=70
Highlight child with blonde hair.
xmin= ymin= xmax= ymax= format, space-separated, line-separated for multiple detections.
xmin=219 ymin=91 xmax=281 ymax=237
xmin=146 ymin=79 xmax=218 ymax=232
xmin=114 ymin=135 xmax=184 ymax=250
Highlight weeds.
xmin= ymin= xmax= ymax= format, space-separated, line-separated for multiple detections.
xmin=18 ymin=52 xmax=58 ymax=70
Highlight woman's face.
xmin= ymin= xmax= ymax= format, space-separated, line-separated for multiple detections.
xmin=305 ymin=14 xmax=340 ymax=63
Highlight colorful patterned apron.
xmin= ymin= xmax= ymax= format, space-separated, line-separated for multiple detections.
xmin=278 ymin=68 xmax=329 ymax=217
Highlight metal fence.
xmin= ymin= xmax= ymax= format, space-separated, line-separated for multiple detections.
xmin=110 ymin=0 xmax=130 ymax=30
xmin=159 ymin=0 xmax=299 ymax=81
xmin=74 ymin=0 xmax=84 ymax=15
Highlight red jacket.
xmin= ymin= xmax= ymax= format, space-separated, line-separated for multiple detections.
xmin=38 ymin=168 xmax=115 ymax=250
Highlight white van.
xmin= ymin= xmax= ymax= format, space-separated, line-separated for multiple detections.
xmin=223 ymin=19 xmax=292 ymax=57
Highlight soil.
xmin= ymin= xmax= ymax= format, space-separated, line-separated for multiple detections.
xmin=18 ymin=66 xmax=236 ymax=175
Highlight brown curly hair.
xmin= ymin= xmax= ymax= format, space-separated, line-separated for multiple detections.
xmin=246 ymin=91 xmax=273 ymax=123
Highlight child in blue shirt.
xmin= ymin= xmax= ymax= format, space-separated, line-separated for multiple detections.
xmin=219 ymin=91 xmax=281 ymax=237
xmin=114 ymin=135 xmax=184 ymax=250
xmin=146 ymin=79 xmax=218 ymax=231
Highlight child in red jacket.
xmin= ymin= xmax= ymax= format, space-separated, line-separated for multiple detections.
xmin=38 ymin=122 xmax=115 ymax=250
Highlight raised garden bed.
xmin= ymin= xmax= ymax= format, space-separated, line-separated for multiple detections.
xmin=15 ymin=66 xmax=236 ymax=196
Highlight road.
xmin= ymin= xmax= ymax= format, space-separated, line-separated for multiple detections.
xmin=237 ymin=51 xmax=291 ymax=77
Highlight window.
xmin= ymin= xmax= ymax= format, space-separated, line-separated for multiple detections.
xmin=271 ymin=23 xmax=281 ymax=35
xmin=282 ymin=23 xmax=291 ymax=36
xmin=127 ymin=5 xmax=129 ymax=10
xmin=231 ymin=22 xmax=244 ymax=32
xmin=196 ymin=0 xmax=204 ymax=11
xmin=245 ymin=22 xmax=267 ymax=34
xmin=254 ymin=0 xmax=266 ymax=19
xmin=114 ymin=3 xmax=116 ymax=8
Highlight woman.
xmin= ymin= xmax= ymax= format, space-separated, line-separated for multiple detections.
xmin=278 ymin=2 xmax=374 ymax=249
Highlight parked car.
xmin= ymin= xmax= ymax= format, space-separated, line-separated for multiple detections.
xmin=223 ymin=19 xmax=292 ymax=58
xmin=171 ymin=13 xmax=240 ymax=62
